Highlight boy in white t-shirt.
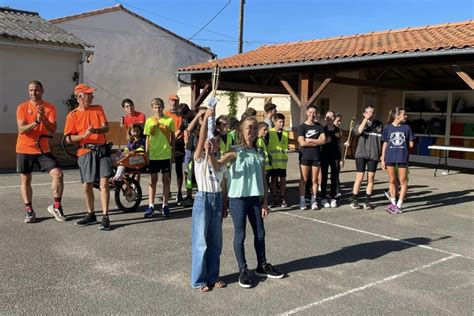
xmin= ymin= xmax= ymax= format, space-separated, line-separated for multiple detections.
xmin=190 ymin=108 xmax=227 ymax=292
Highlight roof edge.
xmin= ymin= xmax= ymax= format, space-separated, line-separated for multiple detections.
xmin=177 ymin=47 xmax=474 ymax=75
xmin=0 ymin=7 xmax=39 ymax=15
xmin=49 ymin=4 xmax=216 ymax=58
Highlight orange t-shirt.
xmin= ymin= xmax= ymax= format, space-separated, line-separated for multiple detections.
xmin=64 ymin=105 xmax=108 ymax=156
xmin=16 ymin=100 xmax=57 ymax=154
xmin=164 ymin=111 xmax=183 ymax=140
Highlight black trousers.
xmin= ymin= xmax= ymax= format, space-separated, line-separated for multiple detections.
xmin=320 ymin=158 xmax=340 ymax=199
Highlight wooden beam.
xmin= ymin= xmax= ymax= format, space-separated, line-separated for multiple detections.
xmin=264 ymin=97 xmax=272 ymax=105
xmin=452 ymin=65 xmax=474 ymax=89
xmin=279 ymin=77 xmax=301 ymax=107
xmin=192 ymin=83 xmax=211 ymax=109
xmin=391 ymin=67 xmax=419 ymax=81
xmin=218 ymin=81 xmax=286 ymax=94
xmin=304 ymin=77 xmax=332 ymax=107
xmin=330 ymin=76 xmax=422 ymax=90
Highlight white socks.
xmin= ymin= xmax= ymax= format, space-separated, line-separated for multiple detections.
xmin=396 ymin=200 xmax=403 ymax=208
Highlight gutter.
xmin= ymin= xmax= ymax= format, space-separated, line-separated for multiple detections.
xmin=0 ymin=39 xmax=87 ymax=53
xmin=177 ymin=48 xmax=474 ymax=76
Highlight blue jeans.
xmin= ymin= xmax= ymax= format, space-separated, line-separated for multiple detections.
xmin=191 ymin=191 xmax=223 ymax=288
xmin=229 ymin=196 xmax=267 ymax=270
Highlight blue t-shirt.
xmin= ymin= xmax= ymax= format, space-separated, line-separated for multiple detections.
xmin=382 ymin=124 xmax=415 ymax=163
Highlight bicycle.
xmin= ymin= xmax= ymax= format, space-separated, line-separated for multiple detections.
xmin=60 ymin=134 xmax=145 ymax=213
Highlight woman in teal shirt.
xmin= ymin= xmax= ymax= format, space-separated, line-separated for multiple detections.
xmin=209 ymin=116 xmax=284 ymax=288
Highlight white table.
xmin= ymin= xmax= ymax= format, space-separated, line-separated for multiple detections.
xmin=428 ymin=145 xmax=474 ymax=176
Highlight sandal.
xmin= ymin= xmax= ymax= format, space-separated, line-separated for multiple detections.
xmin=199 ymin=284 xmax=211 ymax=293
xmin=213 ymin=280 xmax=226 ymax=288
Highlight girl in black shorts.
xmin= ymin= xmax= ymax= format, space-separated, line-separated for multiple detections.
xmin=381 ymin=107 xmax=414 ymax=214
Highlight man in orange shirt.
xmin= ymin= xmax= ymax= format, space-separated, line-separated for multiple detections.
xmin=165 ymin=94 xmax=184 ymax=203
xmin=16 ymin=80 xmax=65 ymax=223
xmin=64 ymin=84 xmax=113 ymax=230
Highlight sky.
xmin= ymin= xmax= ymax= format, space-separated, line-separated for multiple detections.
xmin=2 ymin=0 xmax=473 ymax=58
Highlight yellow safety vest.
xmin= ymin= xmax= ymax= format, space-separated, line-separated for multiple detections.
xmin=256 ymin=137 xmax=272 ymax=171
xmin=219 ymin=133 xmax=234 ymax=156
xmin=268 ymin=129 xmax=288 ymax=169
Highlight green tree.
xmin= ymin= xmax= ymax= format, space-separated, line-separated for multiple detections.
xmin=220 ymin=91 xmax=243 ymax=118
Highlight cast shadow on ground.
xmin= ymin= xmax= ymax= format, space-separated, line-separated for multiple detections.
xmin=400 ymin=189 xmax=474 ymax=212
xmin=220 ymin=236 xmax=450 ymax=287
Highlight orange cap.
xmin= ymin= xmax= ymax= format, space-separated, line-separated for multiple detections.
xmin=74 ymin=83 xmax=96 ymax=95
xmin=168 ymin=94 xmax=179 ymax=101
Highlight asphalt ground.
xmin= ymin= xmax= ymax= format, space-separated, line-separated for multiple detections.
xmin=0 ymin=153 xmax=473 ymax=315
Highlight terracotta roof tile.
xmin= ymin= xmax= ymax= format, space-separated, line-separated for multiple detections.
xmin=179 ymin=20 xmax=474 ymax=72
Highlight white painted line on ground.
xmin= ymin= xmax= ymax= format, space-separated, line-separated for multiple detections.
xmin=0 ymin=180 xmax=81 ymax=189
xmin=280 ymin=254 xmax=458 ymax=315
xmin=280 ymin=211 xmax=473 ymax=260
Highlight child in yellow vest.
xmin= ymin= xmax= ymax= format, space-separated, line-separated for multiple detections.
xmin=267 ymin=113 xmax=289 ymax=208
xmin=256 ymin=122 xmax=271 ymax=184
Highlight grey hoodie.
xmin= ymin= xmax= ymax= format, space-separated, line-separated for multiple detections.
xmin=353 ymin=119 xmax=383 ymax=161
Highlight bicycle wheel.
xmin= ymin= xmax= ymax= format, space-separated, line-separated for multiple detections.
xmin=115 ymin=177 xmax=142 ymax=212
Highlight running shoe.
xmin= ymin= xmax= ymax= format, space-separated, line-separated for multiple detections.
xmin=299 ymin=201 xmax=307 ymax=210
xmin=144 ymin=206 xmax=154 ymax=218
xmin=98 ymin=216 xmax=110 ymax=231
xmin=281 ymin=200 xmax=288 ymax=208
xmin=330 ymin=199 xmax=338 ymax=208
xmin=311 ymin=201 xmax=320 ymax=210
xmin=47 ymin=205 xmax=66 ymax=222
xmin=394 ymin=206 xmax=403 ymax=214
xmin=363 ymin=202 xmax=375 ymax=210
xmin=255 ymin=263 xmax=284 ymax=279
xmin=321 ymin=199 xmax=331 ymax=208
xmin=176 ymin=194 xmax=183 ymax=206
xmin=162 ymin=205 xmax=171 ymax=217
xmin=385 ymin=204 xmax=398 ymax=215
xmin=350 ymin=200 xmax=362 ymax=209
xmin=238 ymin=268 xmax=252 ymax=288
xmin=24 ymin=211 xmax=36 ymax=223
xmin=75 ymin=213 xmax=97 ymax=226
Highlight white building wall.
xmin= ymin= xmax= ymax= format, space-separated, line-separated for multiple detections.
xmin=56 ymin=10 xmax=213 ymax=122
xmin=0 ymin=42 xmax=82 ymax=133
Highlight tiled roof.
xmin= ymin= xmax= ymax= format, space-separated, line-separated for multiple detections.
xmin=0 ymin=7 xmax=91 ymax=48
xmin=50 ymin=4 xmax=214 ymax=57
xmin=179 ymin=20 xmax=474 ymax=72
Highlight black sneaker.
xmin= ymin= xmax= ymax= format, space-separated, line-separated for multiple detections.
xmin=255 ymin=263 xmax=284 ymax=279
xmin=363 ymin=202 xmax=375 ymax=210
xmin=350 ymin=200 xmax=362 ymax=209
xmin=24 ymin=210 xmax=36 ymax=223
xmin=98 ymin=216 xmax=110 ymax=231
xmin=75 ymin=213 xmax=97 ymax=226
xmin=238 ymin=268 xmax=252 ymax=288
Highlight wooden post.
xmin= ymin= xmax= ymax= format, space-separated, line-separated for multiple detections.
xmin=191 ymin=80 xmax=200 ymax=110
xmin=299 ymin=73 xmax=312 ymax=122
xmin=192 ymin=83 xmax=212 ymax=109
xmin=280 ymin=77 xmax=301 ymax=107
